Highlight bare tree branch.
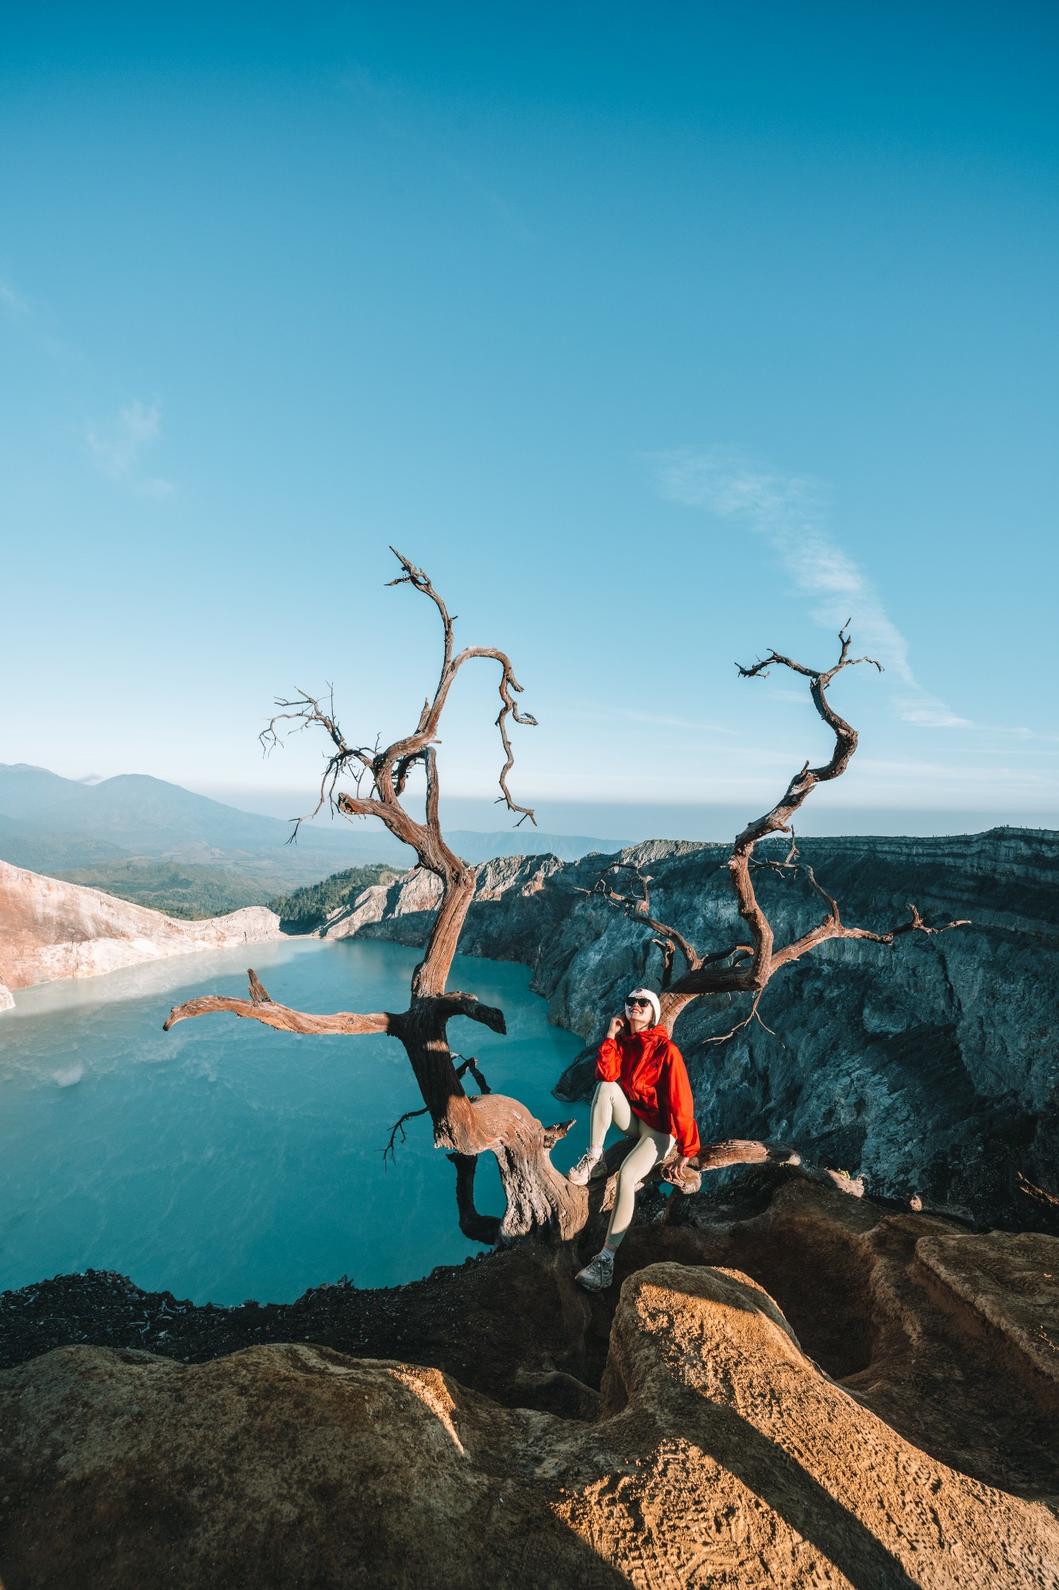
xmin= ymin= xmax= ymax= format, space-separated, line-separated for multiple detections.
xmin=575 ymin=862 xmax=706 ymax=984
xmin=699 ymin=989 xmax=779 ymax=1047
xmin=257 ymin=547 xmax=538 ymax=865
xmin=769 ymin=893 xmax=971 ymax=975
xmin=247 ymin=969 xmax=273 ymax=1004
xmin=163 ymin=969 xmax=394 ymax=1036
xmin=717 ymin=626 xmax=883 ymax=991
xmin=652 ymin=626 xmax=970 ymax=1036
xmin=1016 ymin=1171 xmax=1059 ymax=1211
xmin=383 ymin=1105 xmax=429 ymax=1161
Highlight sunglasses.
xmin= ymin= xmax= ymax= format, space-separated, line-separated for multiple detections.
xmin=625 ymin=997 xmax=652 ymax=1008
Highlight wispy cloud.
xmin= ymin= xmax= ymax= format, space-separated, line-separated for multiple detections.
xmin=3 ymin=272 xmax=170 ymax=463
xmin=652 ymin=446 xmax=971 ymax=729
xmin=0 ymin=274 xmax=29 ymax=317
xmin=892 ymin=694 xmax=973 ymax=729
xmin=86 ymin=400 xmax=174 ymax=497
xmin=856 ymin=756 xmax=1055 ymax=790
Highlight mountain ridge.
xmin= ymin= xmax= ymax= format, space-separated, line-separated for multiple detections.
xmin=0 ymin=764 xmax=624 ymax=873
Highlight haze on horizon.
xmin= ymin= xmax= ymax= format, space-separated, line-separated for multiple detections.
xmin=183 ymin=780 xmax=1053 ymax=845
xmin=9 ymin=762 xmax=1053 ymax=848
xmin=3 ymin=4 xmax=1057 ymax=839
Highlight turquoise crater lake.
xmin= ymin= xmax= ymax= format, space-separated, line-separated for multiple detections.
xmin=0 ymin=939 xmax=587 ymax=1305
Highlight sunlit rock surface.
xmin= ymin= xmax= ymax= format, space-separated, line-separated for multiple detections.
xmin=2 ymin=1179 xmax=1057 ymax=1589
xmin=317 ymin=853 xmax=561 ymax=938
xmin=0 ymin=859 xmax=281 ymax=994
xmin=350 ymin=829 xmax=1059 ymax=1227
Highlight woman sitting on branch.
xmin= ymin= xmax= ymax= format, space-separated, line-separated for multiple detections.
xmin=568 ymin=987 xmax=700 ymax=1291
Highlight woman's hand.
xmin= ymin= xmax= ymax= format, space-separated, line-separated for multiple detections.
xmin=661 ymin=1154 xmax=690 ymax=1186
xmin=606 ymin=1014 xmax=627 ymax=1040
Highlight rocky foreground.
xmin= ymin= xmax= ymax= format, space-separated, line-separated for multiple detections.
xmin=4 ymin=830 xmax=1058 ymax=1585
xmin=0 ymin=858 xmax=281 ymax=1004
xmin=1 ymin=1175 xmax=1057 ymax=1587
xmin=345 ymin=827 xmax=1059 ymax=1231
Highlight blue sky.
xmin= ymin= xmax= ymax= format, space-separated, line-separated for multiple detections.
xmin=2 ymin=2 xmax=1057 ymax=839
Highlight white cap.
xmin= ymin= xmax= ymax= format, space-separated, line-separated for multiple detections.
xmin=625 ymin=987 xmax=662 ymax=1026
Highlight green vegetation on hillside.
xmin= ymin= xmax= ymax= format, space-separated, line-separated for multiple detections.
xmin=50 ymin=859 xmax=400 ymax=924
xmin=55 ymin=862 xmax=279 ymax=919
xmin=268 ymin=865 xmax=400 ymax=933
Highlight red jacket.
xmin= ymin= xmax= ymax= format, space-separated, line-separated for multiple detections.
xmin=596 ymin=1025 xmax=701 ymax=1159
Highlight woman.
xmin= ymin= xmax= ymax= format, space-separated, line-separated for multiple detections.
xmin=567 ymin=987 xmax=700 ymax=1291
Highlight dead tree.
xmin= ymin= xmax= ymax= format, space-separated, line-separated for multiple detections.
xmin=165 ymin=558 xmax=966 ymax=1241
xmin=165 ymin=550 xmax=585 ymax=1245
xmin=586 ymin=633 xmax=967 ymax=1192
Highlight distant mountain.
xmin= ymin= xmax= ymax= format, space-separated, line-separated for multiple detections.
xmin=0 ymin=766 xmax=626 ymax=880
xmin=0 ymin=765 xmax=391 ymax=874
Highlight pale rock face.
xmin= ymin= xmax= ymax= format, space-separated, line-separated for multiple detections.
xmin=0 ymin=983 xmax=14 ymax=1012
xmin=320 ymin=853 xmax=562 ymax=939
xmin=0 ymin=860 xmax=281 ymax=996
xmin=317 ymin=881 xmax=393 ymax=938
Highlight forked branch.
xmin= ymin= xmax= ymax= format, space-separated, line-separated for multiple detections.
xmin=578 ymin=863 xmax=704 ymax=979
xmin=260 ymin=548 xmax=537 ymax=857
xmin=579 ymin=626 xmax=968 ymax=1046
xmin=667 ymin=627 xmax=968 ymax=1018
xmin=172 ymin=550 xmax=536 ymax=1051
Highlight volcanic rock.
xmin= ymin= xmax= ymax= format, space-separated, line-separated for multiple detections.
xmin=2 ymin=1178 xmax=1057 ymax=1588
xmin=348 ymin=829 xmax=1059 ymax=1229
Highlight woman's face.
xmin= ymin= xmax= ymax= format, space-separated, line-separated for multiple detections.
xmin=624 ymin=995 xmax=653 ymax=1031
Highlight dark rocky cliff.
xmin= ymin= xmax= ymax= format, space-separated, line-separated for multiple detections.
xmin=346 ymin=828 xmax=1059 ymax=1229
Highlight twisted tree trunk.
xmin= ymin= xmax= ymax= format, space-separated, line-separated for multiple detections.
xmin=166 ymin=551 xmax=585 ymax=1242
xmin=390 ymin=995 xmax=584 ymax=1240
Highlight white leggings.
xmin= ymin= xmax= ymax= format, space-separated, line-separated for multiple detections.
xmin=589 ymin=1080 xmax=675 ymax=1249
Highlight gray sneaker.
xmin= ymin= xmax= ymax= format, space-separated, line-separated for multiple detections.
xmin=567 ymin=1150 xmax=603 ymax=1186
xmin=575 ymin=1248 xmax=615 ymax=1291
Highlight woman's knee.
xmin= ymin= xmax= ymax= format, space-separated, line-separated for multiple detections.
xmin=593 ymin=1080 xmax=624 ymax=1103
xmin=616 ymin=1156 xmax=642 ymax=1191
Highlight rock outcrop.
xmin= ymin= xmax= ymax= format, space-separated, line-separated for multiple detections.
xmin=0 ymin=859 xmax=281 ymax=997
xmin=2 ymin=1179 xmax=1057 ymax=1588
xmin=344 ymin=830 xmax=1059 ymax=1229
